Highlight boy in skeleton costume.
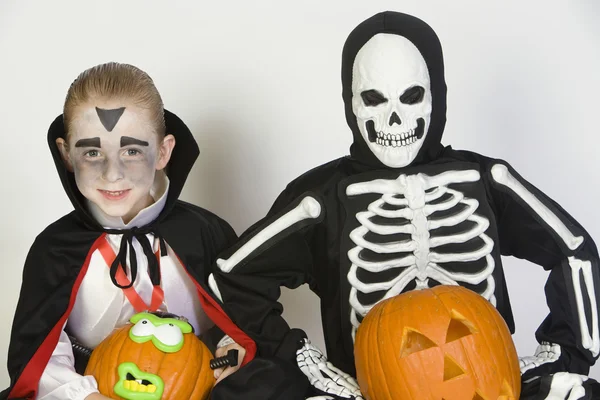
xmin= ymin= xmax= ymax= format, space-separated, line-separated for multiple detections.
xmin=0 ymin=63 xmax=256 ymax=400
xmin=209 ymin=11 xmax=600 ymax=400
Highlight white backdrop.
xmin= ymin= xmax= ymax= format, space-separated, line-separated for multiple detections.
xmin=1 ymin=0 xmax=599 ymax=388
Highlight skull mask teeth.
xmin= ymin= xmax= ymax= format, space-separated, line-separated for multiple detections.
xmin=352 ymin=33 xmax=433 ymax=168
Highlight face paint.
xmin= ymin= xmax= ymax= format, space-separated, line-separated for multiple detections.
xmin=75 ymin=137 xmax=101 ymax=148
xmin=66 ymin=103 xmax=162 ymax=223
xmin=96 ymin=106 xmax=126 ymax=132
xmin=121 ymin=136 xmax=149 ymax=147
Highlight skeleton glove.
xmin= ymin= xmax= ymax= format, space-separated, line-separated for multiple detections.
xmin=296 ymin=339 xmax=364 ymax=400
xmin=520 ymin=372 xmax=600 ymax=400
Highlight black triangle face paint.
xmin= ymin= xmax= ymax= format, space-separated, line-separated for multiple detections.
xmin=95 ymin=107 xmax=126 ymax=132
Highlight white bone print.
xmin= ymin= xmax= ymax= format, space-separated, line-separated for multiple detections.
xmin=346 ymin=170 xmax=495 ymax=338
xmin=217 ymin=196 xmax=321 ymax=273
xmin=569 ymin=257 xmax=600 ymax=357
xmin=209 ymin=196 xmax=322 ymax=301
xmin=491 ymin=163 xmax=599 ymax=358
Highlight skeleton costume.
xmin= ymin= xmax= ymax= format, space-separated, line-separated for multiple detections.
xmin=210 ymin=12 xmax=600 ymax=400
xmin=0 ymin=110 xmax=258 ymax=400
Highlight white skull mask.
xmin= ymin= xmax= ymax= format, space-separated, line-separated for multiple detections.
xmin=352 ymin=33 xmax=432 ymax=168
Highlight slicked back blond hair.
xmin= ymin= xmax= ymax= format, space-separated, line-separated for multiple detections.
xmin=63 ymin=62 xmax=166 ymax=138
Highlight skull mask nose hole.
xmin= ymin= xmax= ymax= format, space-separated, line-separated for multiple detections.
xmin=388 ymin=112 xmax=402 ymax=126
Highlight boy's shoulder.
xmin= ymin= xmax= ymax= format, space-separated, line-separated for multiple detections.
xmin=163 ymin=200 xmax=236 ymax=241
xmin=34 ymin=211 xmax=101 ymax=247
xmin=280 ymin=157 xmax=351 ymax=198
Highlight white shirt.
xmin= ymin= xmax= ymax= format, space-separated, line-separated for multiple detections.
xmin=37 ymin=173 xmax=214 ymax=400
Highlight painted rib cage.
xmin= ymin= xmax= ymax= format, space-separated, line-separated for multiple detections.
xmin=345 ymin=170 xmax=495 ymax=338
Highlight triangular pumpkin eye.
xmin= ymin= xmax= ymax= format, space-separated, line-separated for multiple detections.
xmin=400 ymin=329 xmax=437 ymax=358
xmin=473 ymin=393 xmax=486 ymax=400
xmin=446 ymin=310 xmax=477 ymax=343
xmin=443 ymin=355 xmax=465 ymax=381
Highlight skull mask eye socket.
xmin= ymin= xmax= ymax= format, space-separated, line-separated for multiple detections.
xmin=361 ymin=90 xmax=388 ymax=107
xmin=400 ymin=86 xmax=425 ymax=105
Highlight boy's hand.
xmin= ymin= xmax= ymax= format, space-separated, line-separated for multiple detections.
xmin=213 ymin=343 xmax=246 ymax=384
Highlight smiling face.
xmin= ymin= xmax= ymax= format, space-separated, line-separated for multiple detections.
xmin=57 ymin=100 xmax=174 ymax=223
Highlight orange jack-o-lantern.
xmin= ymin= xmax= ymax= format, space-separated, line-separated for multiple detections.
xmin=84 ymin=312 xmax=215 ymax=400
xmin=354 ymin=286 xmax=521 ymax=400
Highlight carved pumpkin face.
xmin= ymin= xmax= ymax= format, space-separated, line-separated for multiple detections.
xmin=354 ymin=286 xmax=521 ymax=400
xmin=84 ymin=312 xmax=215 ymax=400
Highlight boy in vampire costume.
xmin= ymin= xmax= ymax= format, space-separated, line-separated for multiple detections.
xmin=0 ymin=62 xmax=265 ymax=400
xmin=209 ymin=11 xmax=600 ymax=400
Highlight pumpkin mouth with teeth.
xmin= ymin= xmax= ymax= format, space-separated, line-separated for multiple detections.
xmin=114 ymin=362 xmax=164 ymax=400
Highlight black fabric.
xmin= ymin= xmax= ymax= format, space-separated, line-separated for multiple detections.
xmin=211 ymin=329 xmax=311 ymax=400
xmin=342 ymin=11 xmax=447 ymax=169
xmin=521 ymin=375 xmax=600 ymax=400
xmin=214 ymin=151 xmax=600 ymax=395
xmin=1 ymin=110 xmax=240 ymax=399
xmin=69 ymin=336 xmax=92 ymax=375
xmin=200 ymin=324 xmax=227 ymax=355
xmin=104 ymin=224 xmax=167 ymax=288
xmin=210 ymin=358 xmax=309 ymax=400
xmin=211 ymin=10 xmax=600 ymax=398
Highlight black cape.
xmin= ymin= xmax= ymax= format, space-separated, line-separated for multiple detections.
xmin=211 ymin=11 xmax=600 ymax=399
xmin=1 ymin=110 xmax=258 ymax=399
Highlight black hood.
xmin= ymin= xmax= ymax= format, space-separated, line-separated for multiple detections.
xmin=48 ymin=109 xmax=199 ymax=229
xmin=342 ymin=11 xmax=447 ymax=169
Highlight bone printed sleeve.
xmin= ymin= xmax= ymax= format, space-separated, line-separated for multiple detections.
xmin=485 ymin=158 xmax=600 ymax=378
xmin=209 ymin=189 xmax=324 ymax=358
